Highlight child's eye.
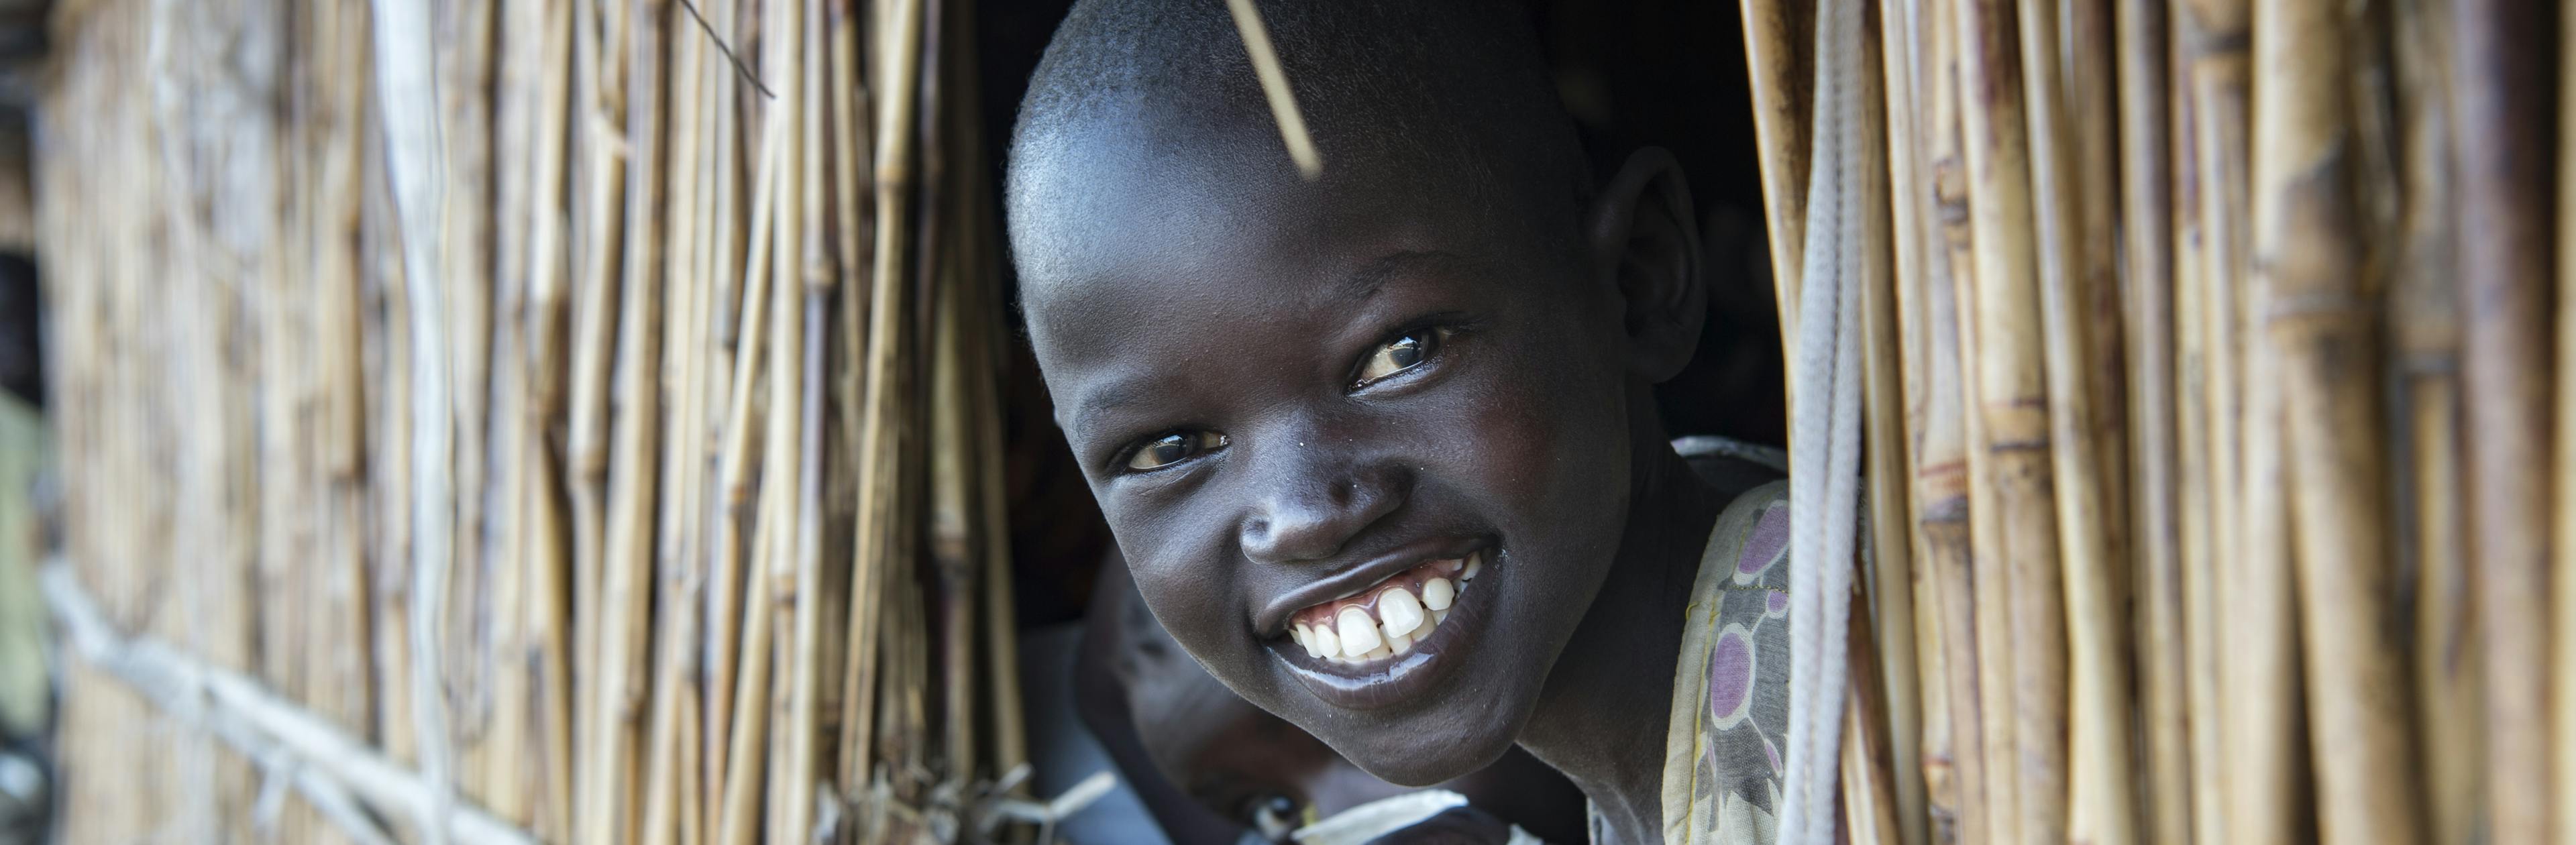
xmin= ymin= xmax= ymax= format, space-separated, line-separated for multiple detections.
xmin=1124 ymin=430 xmax=1229 ymax=471
xmin=1353 ymin=327 xmax=1452 ymax=387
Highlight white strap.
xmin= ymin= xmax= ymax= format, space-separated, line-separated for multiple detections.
xmin=1778 ymin=0 xmax=1868 ymax=841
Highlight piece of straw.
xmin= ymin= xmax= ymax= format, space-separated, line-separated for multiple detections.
xmin=1221 ymin=0 xmax=1323 ymax=180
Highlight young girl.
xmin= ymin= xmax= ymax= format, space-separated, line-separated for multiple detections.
xmin=1005 ymin=3 xmax=1792 ymax=841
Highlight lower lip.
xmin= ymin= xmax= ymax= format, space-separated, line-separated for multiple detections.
xmin=1267 ymin=552 xmax=1493 ymax=711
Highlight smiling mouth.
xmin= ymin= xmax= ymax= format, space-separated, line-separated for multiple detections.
xmin=1283 ymin=550 xmax=1484 ymax=664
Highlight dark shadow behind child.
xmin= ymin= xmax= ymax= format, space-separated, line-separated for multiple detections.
xmin=1075 ymin=555 xmax=1589 ymax=844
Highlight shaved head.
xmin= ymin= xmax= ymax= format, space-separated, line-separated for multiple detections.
xmin=1006 ymin=0 xmax=1593 ymax=287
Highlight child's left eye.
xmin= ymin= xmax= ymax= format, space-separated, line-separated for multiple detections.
xmin=1353 ymin=327 xmax=1452 ymax=387
xmin=1124 ymin=430 xmax=1229 ymax=471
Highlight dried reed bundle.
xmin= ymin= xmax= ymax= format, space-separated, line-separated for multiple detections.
xmin=1754 ymin=0 xmax=2561 ymax=842
xmin=38 ymin=0 xmax=1035 ymax=842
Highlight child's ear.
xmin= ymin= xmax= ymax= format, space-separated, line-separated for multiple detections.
xmin=1585 ymin=147 xmax=1706 ymax=383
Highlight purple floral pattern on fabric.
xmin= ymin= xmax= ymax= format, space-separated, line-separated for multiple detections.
xmin=1674 ymin=479 xmax=1793 ymax=844
xmin=1737 ymin=502 xmax=1790 ymax=578
xmin=1707 ymin=625 xmax=1756 ymax=727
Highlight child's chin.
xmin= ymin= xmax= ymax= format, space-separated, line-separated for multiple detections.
xmin=1330 ymin=721 xmax=1521 ymax=789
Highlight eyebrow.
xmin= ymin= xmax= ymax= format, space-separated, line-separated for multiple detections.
xmin=1334 ymin=249 xmax=1465 ymax=302
xmin=1069 ymin=379 xmax=1150 ymax=439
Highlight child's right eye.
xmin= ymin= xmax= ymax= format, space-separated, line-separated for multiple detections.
xmin=1124 ymin=430 xmax=1229 ymax=471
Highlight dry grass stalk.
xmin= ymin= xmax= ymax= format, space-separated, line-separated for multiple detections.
xmin=1221 ymin=0 xmax=1322 ymax=180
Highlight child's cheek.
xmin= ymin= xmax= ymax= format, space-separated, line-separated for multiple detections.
xmin=1448 ymin=340 xmax=1631 ymax=524
xmin=1102 ymin=498 xmax=1242 ymax=665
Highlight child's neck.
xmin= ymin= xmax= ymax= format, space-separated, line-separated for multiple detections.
xmin=1515 ymin=395 xmax=1725 ymax=845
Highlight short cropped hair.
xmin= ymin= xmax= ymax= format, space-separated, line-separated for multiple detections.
xmin=1006 ymin=0 xmax=1593 ymax=266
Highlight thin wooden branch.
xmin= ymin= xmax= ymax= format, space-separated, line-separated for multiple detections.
xmin=366 ymin=0 xmax=458 ymax=838
xmin=43 ymin=565 xmax=537 ymax=845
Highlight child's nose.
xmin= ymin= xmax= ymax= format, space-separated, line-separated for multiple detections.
xmin=1236 ymin=459 xmax=1407 ymax=566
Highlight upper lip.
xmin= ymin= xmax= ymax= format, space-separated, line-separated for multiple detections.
xmin=1250 ymin=534 xmax=1490 ymax=638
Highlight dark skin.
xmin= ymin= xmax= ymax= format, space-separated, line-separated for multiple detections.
xmin=1077 ymin=555 xmax=1590 ymax=844
xmin=1016 ymin=109 xmax=1723 ymax=845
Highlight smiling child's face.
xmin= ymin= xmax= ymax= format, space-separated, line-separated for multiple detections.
xmin=1010 ymin=0 xmax=1711 ymax=787
xmin=1018 ymin=109 xmax=1670 ymax=783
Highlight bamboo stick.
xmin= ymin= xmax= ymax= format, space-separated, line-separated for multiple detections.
xmin=2064 ymin=0 xmax=2129 ymax=595
xmin=1740 ymin=0 xmax=1812 ymax=354
xmin=2252 ymin=0 xmax=2425 ymax=840
xmin=2226 ymin=190 xmax=2306 ymax=845
xmin=2557 ymin=4 xmax=2576 ymax=838
xmin=1923 ymin=0 xmax=2008 ymax=837
xmin=638 ymin=11 xmax=710 ymax=843
xmin=715 ymin=512 xmax=778 ymax=845
xmin=947 ymin=4 xmax=1027 ymax=793
xmin=565 ymin=0 xmax=627 ymax=830
xmin=840 ymin=0 xmax=928 ymax=797
xmin=1841 ymin=610 xmax=1907 ymax=845
xmin=2449 ymin=0 xmax=2560 ymax=836
xmin=767 ymin=0 xmax=828 ymax=834
xmin=704 ymin=60 xmax=785 ymax=824
xmin=1890 ymin=0 xmax=1978 ymax=821
xmin=2017 ymin=0 xmax=2137 ymax=839
xmin=584 ymin=3 xmax=674 ymax=840
xmin=2114 ymin=0 xmax=2189 ymax=836
xmin=2166 ymin=9 xmax=2225 ymax=842
xmin=1860 ymin=1 xmax=1927 ymax=840
xmin=2184 ymin=0 xmax=2313 ymax=837
xmin=1953 ymin=0 xmax=2070 ymax=838
xmin=2385 ymin=0 xmax=2483 ymax=832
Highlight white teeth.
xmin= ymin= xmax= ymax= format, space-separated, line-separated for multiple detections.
xmin=1462 ymin=553 xmax=1483 ymax=580
xmin=1434 ymin=608 xmax=1450 ymax=625
xmin=1386 ymin=630 xmax=1413 ymax=653
xmin=1311 ymin=622 xmax=1340 ymax=659
xmin=1293 ymin=624 xmax=1320 ymax=658
xmin=1363 ymin=643 xmax=1393 ymax=661
xmin=1421 ymin=577 xmax=1454 ymax=611
xmin=1379 ymin=588 xmax=1426 ymax=637
xmin=1337 ymin=608 xmax=1381 ymax=657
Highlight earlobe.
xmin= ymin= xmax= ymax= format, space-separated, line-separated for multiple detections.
xmin=1587 ymin=148 xmax=1707 ymax=383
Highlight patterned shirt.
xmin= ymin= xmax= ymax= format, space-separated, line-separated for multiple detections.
xmin=1654 ymin=481 xmax=1791 ymax=845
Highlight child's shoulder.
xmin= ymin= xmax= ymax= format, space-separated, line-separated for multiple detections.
xmin=1672 ymin=435 xmax=1787 ymax=509
xmin=1668 ymin=435 xmax=1789 ymax=598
